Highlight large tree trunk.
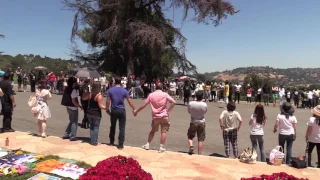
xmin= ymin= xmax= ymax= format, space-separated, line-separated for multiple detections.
xmin=127 ymin=34 xmax=134 ymax=77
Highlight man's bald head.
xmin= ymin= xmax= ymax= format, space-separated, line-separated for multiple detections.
xmin=156 ymin=82 xmax=163 ymax=90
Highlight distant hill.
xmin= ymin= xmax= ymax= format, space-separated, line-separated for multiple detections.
xmin=203 ymin=66 xmax=320 ymax=86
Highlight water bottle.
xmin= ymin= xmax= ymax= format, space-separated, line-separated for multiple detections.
xmin=5 ymin=137 xmax=9 ymax=147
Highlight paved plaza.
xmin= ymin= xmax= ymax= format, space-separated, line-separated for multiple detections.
xmin=8 ymin=90 xmax=319 ymax=164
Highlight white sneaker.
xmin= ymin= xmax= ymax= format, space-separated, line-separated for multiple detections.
xmin=142 ymin=144 xmax=149 ymax=150
xmin=158 ymin=146 xmax=166 ymax=153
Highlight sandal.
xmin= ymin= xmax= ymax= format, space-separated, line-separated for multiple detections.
xmin=41 ymin=133 xmax=48 ymax=138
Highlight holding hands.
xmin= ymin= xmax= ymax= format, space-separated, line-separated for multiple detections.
xmin=133 ymin=110 xmax=138 ymax=116
xmin=106 ymin=109 xmax=110 ymax=116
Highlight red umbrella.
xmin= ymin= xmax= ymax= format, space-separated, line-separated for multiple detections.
xmin=178 ymin=76 xmax=189 ymax=81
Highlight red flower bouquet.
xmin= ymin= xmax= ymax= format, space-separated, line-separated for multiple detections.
xmin=80 ymin=155 xmax=153 ymax=180
xmin=241 ymin=172 xmax=308 ymax=180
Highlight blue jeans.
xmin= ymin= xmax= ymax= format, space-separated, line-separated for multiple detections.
xmin=64 ymin=108 xmax=78 ymax=138
xmin=87 ymin=114 xmax=101 ymax=146
xmin=279 ymin=134 xmax=295 ymax=164
xmin=109 ymin=109 xmax=126 ymax=146
xmin=205 ymin=90 xmax=210 ymax=100
xmin=250 ymin=135 xmax=266 ymax=162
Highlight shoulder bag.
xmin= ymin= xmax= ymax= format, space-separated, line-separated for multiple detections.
xmin=28 ymin=95 xmax=37 ymax=107
xmin=291 ymin=142 xmax=308 ymax=169
xmin=269 ymin=146 xmax=285 ymax=166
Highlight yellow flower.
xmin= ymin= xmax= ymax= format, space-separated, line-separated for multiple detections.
xmin=12 ymin=168 xmax=18 ymax=173
xmin=36 ymin=155 xmax=44 ymax=160
xmin=15 ymin=151 xmax=23 ymax=155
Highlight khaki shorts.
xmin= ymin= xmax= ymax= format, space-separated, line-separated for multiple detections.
xmin=151 ymin=117 xmax=170 ymax=133
xmin=187 ymin=122 xmax=206 ymax=141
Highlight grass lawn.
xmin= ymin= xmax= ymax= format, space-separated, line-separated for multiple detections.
xmin=1 ymin=154 xmax=92 ymax=180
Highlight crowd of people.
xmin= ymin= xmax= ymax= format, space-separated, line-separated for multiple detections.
xmin=0 ymin=70 xmax=319 ymax=168
xmin=160 ymin=79 xmax=320 ymax=110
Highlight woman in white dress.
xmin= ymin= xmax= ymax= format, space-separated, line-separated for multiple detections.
xmin=34 ymin=80 xmax=52 ymax=138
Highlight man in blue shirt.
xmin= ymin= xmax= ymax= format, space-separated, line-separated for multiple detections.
xmin=106 ymin=77 xmax=136 ymax=149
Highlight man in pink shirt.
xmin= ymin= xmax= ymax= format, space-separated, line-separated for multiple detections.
xmin=134 ymin=83 xmax=176 ymax=152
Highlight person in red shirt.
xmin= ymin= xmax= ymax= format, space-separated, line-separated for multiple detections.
xmin=48 ymin=72 xmax=56 ymax=93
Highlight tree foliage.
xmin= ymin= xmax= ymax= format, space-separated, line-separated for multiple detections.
xmin=63 ymin=0 xmax=238 ymax=77
xmin=0 ymin=54 xmax=81 ymax=74
xmin=243 ymin=73 xmax=274 ymax=92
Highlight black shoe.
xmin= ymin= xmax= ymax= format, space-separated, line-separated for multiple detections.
xmin=70 ymin=137 xmax=77 ymax=141
xmin=62 ymin=136 xmax=70 ymax=139
xmin=117 ymin=145 xmax=124 ymax=150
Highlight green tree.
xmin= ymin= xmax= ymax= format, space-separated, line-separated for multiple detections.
xmin=243 ymin=73 xmax=263 ymax=92
xmin=0 ymin=54 xmax=83 ymax=74
xmin=195 ymin=73 xmax=207 ymax=83
xmin=63 ymin=0 xmax=238 ymax=77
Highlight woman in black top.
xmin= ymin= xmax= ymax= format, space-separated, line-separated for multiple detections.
xmin=38 ymin=70 xmax=45 ymax=81
xmin=29 ymin=70 xmax=37 ymax=92
xmin=80 ymin=80 xmax=90 ymax=129
xmin=82 ymin=83 xmax=106 ymax=146
xmin=183 ymin=80 xmax=191 ymax=105
xmin=190 ymin=81 xmax=196 ymax=100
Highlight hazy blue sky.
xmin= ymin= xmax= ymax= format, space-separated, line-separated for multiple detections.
xmin=0 ymin=0 xmax=319 ymax=73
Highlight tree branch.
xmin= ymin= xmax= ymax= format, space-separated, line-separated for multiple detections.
xmin=143 ymin=0 xmax=162 ymax=8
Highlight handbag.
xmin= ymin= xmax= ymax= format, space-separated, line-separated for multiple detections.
xmin=28 ymin=95 xmax=37 ymax=107
xmin=269 ymin=146 xmax=285 ymax=166
xmin=239 ymin=147 xmax=257 ymax=164
xmin=291 ymin=156 xmax=307 ymax=169
xmin=291 ymin=142 xmax=308 ymax=169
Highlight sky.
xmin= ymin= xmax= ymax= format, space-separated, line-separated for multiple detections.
xmin=0 ymin=0 xmax=319 ymax=73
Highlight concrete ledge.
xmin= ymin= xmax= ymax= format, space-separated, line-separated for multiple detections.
xmin=0 ymin=131 xmax=319 ymax=180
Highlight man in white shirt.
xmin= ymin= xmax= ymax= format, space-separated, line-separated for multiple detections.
xmin=234 ymin=83 xmax=242 ymax=104
xmin=169 ymin=81 xmax=176 ymax=99
xmin=100 ymin=74 xmax=107 ymax=95
xmin=187 ymin=91 xmax=207 ymax=155
xmin=279 ymin=85 xmax=285 ymax=106
xmin=307 ymin=90 xmax=314 ymax=109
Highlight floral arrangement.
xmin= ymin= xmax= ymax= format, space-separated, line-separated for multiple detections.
xmin=241 ymin=172 xmax=308 ymax=180
xmin=80 ymin=155 xmax=153 ymax=180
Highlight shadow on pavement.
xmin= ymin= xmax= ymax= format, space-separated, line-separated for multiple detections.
xmin=209 ymin=153 xmax=227 ymax=158
xmin=175 ymin=103 xmax=187 ymax=106
xmin=178 ymin=151 xmax=194 ymax=155
xmin=76 ymin=137 xmax=91 ymax=143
